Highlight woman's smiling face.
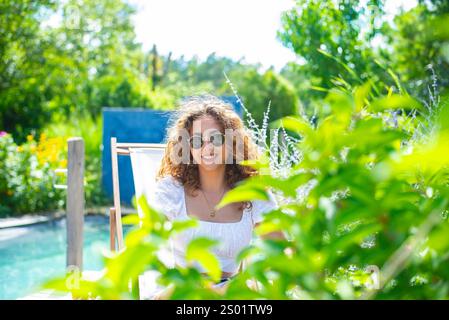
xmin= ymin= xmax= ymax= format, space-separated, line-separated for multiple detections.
xmin=190 ymin=115 xmax=226 ymax=171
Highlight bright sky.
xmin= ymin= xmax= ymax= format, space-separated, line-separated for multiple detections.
xmin=129 ymin=0 xmax=298 ymax=71
xmin=129 ymin=0 xmax=418 ymax=71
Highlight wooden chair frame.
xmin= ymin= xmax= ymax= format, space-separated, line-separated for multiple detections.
xmin=109 ymin=137 xmax=166 ymax=251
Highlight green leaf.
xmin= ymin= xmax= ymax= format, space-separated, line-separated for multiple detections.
xmin=235 ymin=245 xmax=261 ymax=263
xmin=235 ymin=173 xmax=312 ymax=198
xmin=428 ymin=222 xmax=449 ymax=252
xmin=122 ymin=214 xmax=140 ymax=225
xmin=310 ymin=85 xmax=330 ymax=92
xmin=171 ymin=219 xmax=199 ymax=233
xmin=186 ymin=238 xmax=221 ymax=282
xmin=369 ymin=95 xmax=423 ymax=112
xmin=272 ymin=115 xmax=313 ymax=138
xmin=354 ymin=81 xmax=372 ymax=112
xmin=255 ymin=221 xmax=282 ymax=236
xmin=216 ymin=185 xmax=269 ymax=209
xmin=239 ymin=153 xmax=271 ymax=171
xmin=136 ymin=195 xmax=164 ymax=228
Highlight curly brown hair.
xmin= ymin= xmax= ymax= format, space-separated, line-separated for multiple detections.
xmin=157 ymin=95 xmax=260 ymax=209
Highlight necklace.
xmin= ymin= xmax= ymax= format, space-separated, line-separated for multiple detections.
xmin=201 ymin=188 xmax=226 ymax=217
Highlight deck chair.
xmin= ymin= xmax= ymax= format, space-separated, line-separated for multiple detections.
xmin=110 ymin=137 xmax=172 ymax=299
xmin=109 ymin=137 xmax=167 ymax=251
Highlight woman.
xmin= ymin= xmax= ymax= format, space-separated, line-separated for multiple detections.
xmin=146 ymin=95 xmax=284 ymax=298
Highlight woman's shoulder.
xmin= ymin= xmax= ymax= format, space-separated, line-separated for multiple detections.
xmin=155 ymin=175 xmax=183 ymax=191
xmin=148 ymin=175 xmax=185 ymax=220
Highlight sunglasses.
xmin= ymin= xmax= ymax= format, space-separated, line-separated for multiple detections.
xmin=189 ymin=132 xmax=224 ymax=149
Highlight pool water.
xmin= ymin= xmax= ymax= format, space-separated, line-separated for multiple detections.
xmin=0 ymin=215 xmax=128 ymax=300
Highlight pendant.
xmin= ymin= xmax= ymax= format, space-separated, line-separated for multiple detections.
xmin=209 ymin=210 xmax=216 ymax=217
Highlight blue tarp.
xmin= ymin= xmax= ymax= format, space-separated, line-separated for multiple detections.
xmin=101 ymin=96 xmax=243 ymax=205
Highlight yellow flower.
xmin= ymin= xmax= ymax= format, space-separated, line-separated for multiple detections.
xmin=35 ymin=136 xmax=65 ymax=166
xmin=60 ymin=159 xmax=67 ymax=168
xmin=27 ymin=134 xmax=34 ymax=142
xmin=17 ymin=146 xmax=23 ymax=152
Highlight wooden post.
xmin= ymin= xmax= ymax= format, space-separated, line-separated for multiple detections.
xmin=66 ymin=137 xmax=84 ymax=271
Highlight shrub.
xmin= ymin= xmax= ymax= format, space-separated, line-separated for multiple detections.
xmin=0 ymin=132 xmax=66 ymax=216
xmin=44 ymin=115 xmax=107 ymax=207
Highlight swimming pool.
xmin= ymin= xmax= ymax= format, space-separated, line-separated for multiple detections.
xmin=0 ymin=215 xmax=128 ymax=300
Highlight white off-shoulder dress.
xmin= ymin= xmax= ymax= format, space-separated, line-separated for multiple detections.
xmin=139 ymin=175 xmax=278 ymax=299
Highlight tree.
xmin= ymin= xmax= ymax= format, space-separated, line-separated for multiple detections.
xmin=0 ymin=0 xmax=57 ymax=141
xmin=226 ymin=67 xmax=301 ymax=125
xmin=277 ymin=0 xmax=449 ymax=104
xmin=0 ymin=0 xmax=154 ymax=140
xmin=386 ymin=2 xmax=449 ymax=98
xmin=47 ymin=0 xmax=145 ymax=116
xmin=277 ymin=0 xmax=388 ymax=96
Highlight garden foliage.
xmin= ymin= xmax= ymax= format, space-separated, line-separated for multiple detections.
xmin=45 ymin=85 xmax=449 ymax=299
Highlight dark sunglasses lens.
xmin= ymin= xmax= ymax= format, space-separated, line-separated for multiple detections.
xmin=191 ymin=136 xmax=202 ymax=149
xmin=211 ymin=133 xmax=224 ymax=147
